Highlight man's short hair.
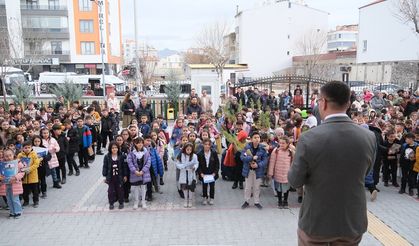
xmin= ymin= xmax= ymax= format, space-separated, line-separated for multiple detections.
xmin=320 ymin=81 xmax=350 ymax=108
xmin=250 ymin=131 xmax=260 ymax=138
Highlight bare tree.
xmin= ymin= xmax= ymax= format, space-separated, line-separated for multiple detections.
xmin=183 ymin=48 xmax=211 ymax=64
xmin=139 ymin=45 xmax=159 ymax=86
xmin=196 ymin=22 xmax=230 ymax=93
xmin=394 ymin=0 xmax=419 ymax=34
xmin=295 ymin=29 xmax=328 ymax=78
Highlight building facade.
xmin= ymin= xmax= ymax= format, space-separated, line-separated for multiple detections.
xmin=357 ymin=0 xmax=419 ymax=63
xmin=185 ymin=64 xmax=248 ymax=112
xmin=1 ymin=0 xmax=122 ymax=79
xmin=327 ymin=25 xmax=358 ymax=52
xmin=234 ymin=1 xmax=328 ymax=77
xmin=357 ymin=0 xmax=419 ymax=88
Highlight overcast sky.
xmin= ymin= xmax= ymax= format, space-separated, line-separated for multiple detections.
xmin=120 ymin=0 xmax=372 ymax=51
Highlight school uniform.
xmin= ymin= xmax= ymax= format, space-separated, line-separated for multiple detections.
xmin=197 ymin=149 xmax=219 ymax=200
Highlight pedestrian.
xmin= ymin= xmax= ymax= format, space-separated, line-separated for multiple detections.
xmin=76 ymin=118 xmax=92 ymax=169
xmin=40 ymin=128 xmax=62 ymax=189
xmin=102 ymin=141 xmax=128 ymax=210
xmin=63 ymin=120 xmax=80 ymax=176
xmin=18 ymin=141 xmax=41 ymax=207
xmin=176 ymin=143 xmax=199 ymax=208
xmin=99 ymin=108 xmax=116 ymax=151
xmin=240 ymin=131 xmax=268 ymax=210
xmin=127 ymin=137 xmax=151 ymax=210
xmin=0 ymin=148 xmax=25 ymax=218
xmin=268 ymin=136 xmax=295 ymax=209
xmin=121 ymin=93 xmax=135 ymax=129
xmin=144 ymin=135 xmax=164 ymax=200
xmin=52 ymin=124 xmax=68 ymax=184
xmin=288 ymin=81 xmax=376 ymax=245
xmin=399 ymin=132 xmax=417 ymax=196
xmin=32 ymin=136 xmax=51 ymax=199
xmin=197 ymin=139 xmax=219 ymax=205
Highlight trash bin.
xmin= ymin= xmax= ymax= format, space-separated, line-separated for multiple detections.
xmin=167 ymin=108 xmax=175 ymax=120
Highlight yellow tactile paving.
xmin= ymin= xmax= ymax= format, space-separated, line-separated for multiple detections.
xmin=367 ymin=211 xmax=412 ymax=246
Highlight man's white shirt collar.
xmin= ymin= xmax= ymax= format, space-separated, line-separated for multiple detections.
xmin=324 ymin=113 xmax=349 ymax=121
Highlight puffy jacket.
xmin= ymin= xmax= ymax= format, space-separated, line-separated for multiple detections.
xmin=17 ymin=150 xmax=40 ymax=184
xmin=42 ymin=138 xmax=60 ymax=169
xmin=268 ymin=148 xmax=293 ymax=183
xmin=0 ymin=162 xmax=25 ymax=196
xmin=370 ymin=96 xmax=386 ymax=111
xmin=127 ymin=149 xmax=151 ymax=184
xmin=121 ymin=100 xmax=135 ymax=115
xmin=66 ymin=127 xmax=80 ymax=154
xmin=54 ymin=133 xmax=68 ymax=161
xmin=147 ymin=146 xmax=164 ymax=177
xmin=240 ymin=143 xmax=268 ymax=179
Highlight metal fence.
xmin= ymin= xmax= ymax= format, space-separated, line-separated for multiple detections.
xmin=3 ymin=96 xmax=188 ymax=122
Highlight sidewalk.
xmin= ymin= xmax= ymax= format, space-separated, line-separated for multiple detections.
xmin=0 ymin=152 xmax=416 ymax=245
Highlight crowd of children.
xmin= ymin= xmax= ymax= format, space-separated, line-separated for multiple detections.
xmin=1 ymin=85 xmax=418 ymax=218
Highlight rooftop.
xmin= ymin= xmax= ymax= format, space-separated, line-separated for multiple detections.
xmin=359 ymin=0 xmax=387 ymax=9
xmin=187 ymin=64 xmax=248 ymax=69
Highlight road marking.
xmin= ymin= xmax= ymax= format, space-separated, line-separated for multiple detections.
xmin=72 ymin=177 xmax=104 ymax=212
xmin=367 ymin=211 xmax=412 ymax=246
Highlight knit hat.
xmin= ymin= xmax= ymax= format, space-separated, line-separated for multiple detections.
xmin=237 ymin=130 xmax=248 ymax=142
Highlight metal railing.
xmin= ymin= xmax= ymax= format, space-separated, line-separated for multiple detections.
xmin=20 ymin=4 xmax=67 ymax=10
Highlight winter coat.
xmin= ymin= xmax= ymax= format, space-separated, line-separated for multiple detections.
xmin=0 ymin=162 xmax=25 ymax=196
xmin=147 ymin=146 xmax=164 ymax=177
xmin=170 ymin=126 xmax=183 ymax=146
xmin=127 ymin=149 xmax=151 ymax=184
xmin=268 ymin=148 xmax=293 ymax=183
xmin=135 ymin=104 xmax=154 ymax=123
xmin=17 ymin=150 xmax=40 ymax=184
xmin=365 ymin=170 xmax=374 ymax=185
xmin=138 ymin=123 xmax=151 ymax=137
xmin=66 ymin=127 xmax=80 ymax=154
xmin=121 ymin=100 xmax=135 ymax=115
xmin=101 ymin=115 xmax=116 ymax=133
xmin=176 ymin=153 xmax=199 ymax=185
xmin=240 ymin=143 xmax=268 ymax=179
xmin=186 ymin=104 xmax=202 ymax=116
xmin=78 ymin=125 xmax=92 ymax=148
xmin=42 ymin=137 xmax=60 ymax=168
xmin=102 ymin=154 xmax=128 ymax=184
xmin=197 ymin=149 xmax=219 ymax=181
xmin=54 ymin=133 xmax=68 ymax=161
xmin=370 ymin=96 xmax=386 ymax=111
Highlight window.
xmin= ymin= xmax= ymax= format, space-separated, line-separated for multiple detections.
xmin=81 ymin=42 xmax=95 ymax=55
xmin=80 ymin=20 xmax=93 ymax=33
xmin=287 ymin=51 xmax=290 ymax=55
xmin=26 ymin=0 xmax=39 ymax=9
xmin=338 ymin=34 xmax=342 ymax=39
xmin=48 ymin=0 xmax=59 ymax=10
xmin=51 ymin=41 xmax=62 ymax=54
xmin=201 ymin=85 xmax=212 ymax=95
xmin=79 ymin=0 xmax=92 ymax=11
xmin=362 ymin=40 xmax=367 ymax=52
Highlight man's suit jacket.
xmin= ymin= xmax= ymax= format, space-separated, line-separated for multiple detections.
xmin=288 ymin=116 xmax=376 ymax=238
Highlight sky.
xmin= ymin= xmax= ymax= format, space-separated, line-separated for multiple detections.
xmin=120 ymin=0 xmax=372 ymax=51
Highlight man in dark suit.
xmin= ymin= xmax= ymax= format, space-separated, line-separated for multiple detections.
xmin=288 ymin=81 xmax=376 ymax=245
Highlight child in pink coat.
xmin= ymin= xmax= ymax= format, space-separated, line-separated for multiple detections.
xmin=268 ymin=136 xmax=295 ymax=209
xmin=0 ymin=148 xmax=25 ymax=218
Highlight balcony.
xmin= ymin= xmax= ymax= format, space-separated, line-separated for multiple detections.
xmin=22 ymin=28 xmax=69 ymax=39
xmin=25 ymin=50 xmax=70 ymax=62
xmin=21 ymin=4 xmax=68 ymax=16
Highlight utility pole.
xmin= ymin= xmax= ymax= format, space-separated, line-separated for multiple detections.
xmin=133 ymin=0 xmax=143 ymax=92
xmin=91 ymin=0 xmax=107 ymax=101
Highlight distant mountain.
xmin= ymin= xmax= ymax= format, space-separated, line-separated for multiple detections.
xmin=158 ymin=48 xmax=178 ymax=58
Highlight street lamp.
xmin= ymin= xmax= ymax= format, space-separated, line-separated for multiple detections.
xmin=90 ymin=0 xmax=106 ymax=101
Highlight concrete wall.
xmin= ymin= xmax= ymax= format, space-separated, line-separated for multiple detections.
xmin=357 ymin=0 xmax=419 ymax=63
xmin=237 ymin=2 xmax=328 ymax=77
